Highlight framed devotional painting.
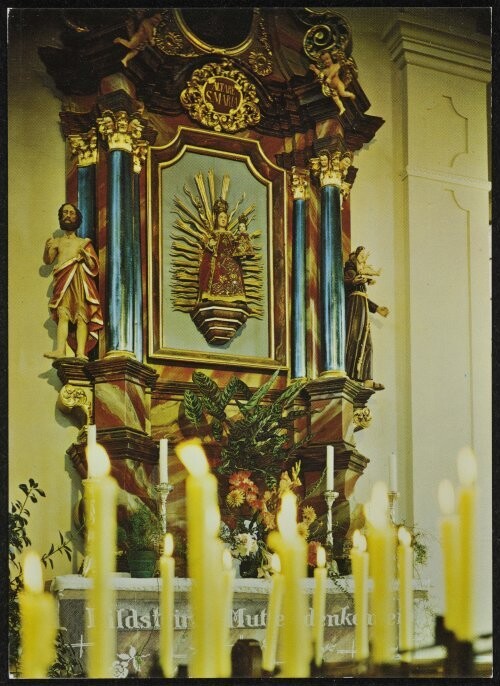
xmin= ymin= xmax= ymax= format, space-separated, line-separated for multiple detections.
xmin=147 ymin=127 xmax=288 ymax=370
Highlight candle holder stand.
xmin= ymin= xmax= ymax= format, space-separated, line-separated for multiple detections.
xmin=324 ymin=489 xmax=339 ymax=566
xmin=155 ymin=482 xmax=173 ymax=539
xmin=388 ymin=490 xmax=399 ymax=524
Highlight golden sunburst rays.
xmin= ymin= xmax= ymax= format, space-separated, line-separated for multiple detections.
xmin=170 ymin=170 xmax=264 ymax=320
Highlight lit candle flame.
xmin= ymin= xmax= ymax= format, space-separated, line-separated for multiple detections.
xmin=438 ymin=479 xmax=455 ymax=515
xmin=163 ymin=533 xmax=174 ymax=557
xmin=176 ymin=439 xmax=209 ymax=477
xmin=457 ymin=446 xmax=477 ymax=487
xmin=86 ymin=443 xmax=111 ymax=478
xmin=277 ymin=491 xmax=298 ymax=539
xmin=398 ymin=526 xmax=412 ymax=547
xmin=23 ymin=551 xmax=43 ymax=593
xmin=316 ymin=545 xmax=326 ymax=568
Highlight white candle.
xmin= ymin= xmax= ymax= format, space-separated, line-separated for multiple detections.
xmin=397 ymin=526 xmax=414 ymax=652
xmin=350 ymin=530 xmax=369 ymax=661
xmin=326 ymin=445 xmax=334 ymax=491
xmin=85 ymin=442 xmax=118 ymax=678
xmin=438 ymin=479 xmax=459 ymax=632
xmin=19 ymin=551 xmax=58 ymax=678
xmin=219 ymin=549 xmax=235 ymax=677
xmin=159 ymin=438 xmax=169 ymax=483
xmin=456 ymin=446 xmax=477 ymax=641
xmin=365 ymin=482 xmax=396 ymax=665
xmin=389 ymin=452 xmax=398 ymax=492
xmin=262 ymin=553 xmax=284 ymax=673
xmin=267 ymin=491 xmax=311 ymax=677
xmin=87 ymin=424 xmax=96 ymax=449
xmin=312 ymin=545 xmax=327 ymax=667
xmin=160 ymin=534 xmax=175 ymax=678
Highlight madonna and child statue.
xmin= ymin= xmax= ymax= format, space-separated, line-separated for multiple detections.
xmin=170 ymin=171 xmax=263 ymax=346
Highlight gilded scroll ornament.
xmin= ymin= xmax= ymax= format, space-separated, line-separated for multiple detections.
xmin=170 ymin=170 xmax=263 ymax=345
xmin=180 ymin=59 xmax=260 ymax=133
xmin=57 ymin=384 xmax=93 ymax=426
xmin=68 ymin=128 xmax=97 ymax=167
xmin=300 ymin=12 xmax=352 ymax=61
xmin=309 ymin=149 xmax=353 ymax=188
xmin=248 ymin=51 xmax=272 ymax=77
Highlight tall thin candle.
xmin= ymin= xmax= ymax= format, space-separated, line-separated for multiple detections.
xmin=19 ymin=551 xmax=58 ymax=678
xmin=262 ymin=553 xmax=284 ymax=673
xmin=312 ymin=545 xmax=327 ymax=667
xmin=220 ymin=549 xmax=235 ymax=677
xmin=176 ymin=439 xmax=223 ymax=677
xmin=438 ymin=479 xmax=459 ymax=632
xmin=350 ymin=530 xmax=369 ymax=660
xmin=365 ymin=482 xmax=396 ymax=665
xmin=159 ymin=438 xmax=169 ymax=483
xmin=456 ymin=446 xmax=477 ymax=641
xmin=326 ymin=446 xmax=334 ymax=491
xmin=160 ymin=533 xmax=175 ymax=678
xmin=389 ymin=452 xmax=398 ymax=492
xmin=397 ymin=526 xmax=414 ymax=652
xmin=268 ymin=491 xmax=311 ymax=677
xmin=85 ymin=443 xmax=118 ymax=678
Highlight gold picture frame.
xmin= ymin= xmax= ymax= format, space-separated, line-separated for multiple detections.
xmin=147 ymin=126 xmax=288 ymax=371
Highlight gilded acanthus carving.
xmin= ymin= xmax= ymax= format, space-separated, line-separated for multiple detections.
xmin=170 ymin=170 xmax=263 ymax=345
xmin=309 ymin=148 xmax=353 ymax=188
xmin=96 ymin=110 xmax=146 ymax=154
xmin=289 ymin=167 xmax=309 ymax=200
xmin=180 ymin=59 xmax=260 ymax=133
xmin=353 ymin=406 xmax=372 ymax=431
xmin=57 ymin=384 xmax=93 ymax=426
xmin=67 ymin=128 xmax=97 ymax=167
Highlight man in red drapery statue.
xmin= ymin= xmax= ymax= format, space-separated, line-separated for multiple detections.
xmin=43 ymin=203 xmax=103 ymax=360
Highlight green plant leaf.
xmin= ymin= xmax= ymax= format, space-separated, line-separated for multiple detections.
xmin=211 ymin=418 xmax=223 ymax=441
xmin=192 ymin=371 xmax=220 ymax=401
xmin=241 ymin=369 xmax=279 ymax=413
xmin=183 ymin=389 xmax=203 ymax=427
xmin=219 ymin=376 xmax=240 ymax=409
xmin=201 ymin=395 xmax=226 ymax=421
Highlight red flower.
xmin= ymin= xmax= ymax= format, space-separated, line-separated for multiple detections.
xmin=307 ymin=540 xmax=321 ymax=567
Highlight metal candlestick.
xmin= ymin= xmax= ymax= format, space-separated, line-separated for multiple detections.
xmin=324 ymin=489 xmax=339 ymax=552
xmin=388 ymin=490 xmax=399 ymax=524
xmin=155 ymin=482 xmax=173 ymax=537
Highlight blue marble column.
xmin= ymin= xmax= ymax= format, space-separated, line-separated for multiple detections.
xmin=106 ymin=148 xmax=135 ymax=354
xmin=310 ymin=150 xmax=352 ymax=376
xmin=320 ymin=183 xmax=345 ymax=374
xmin=77 ymin=165 xmax=96 ymax=242
xmin=132 ymin=172 xmax=143 ymax=361
xmin=290 ymin=168 xmax=309 ymax=379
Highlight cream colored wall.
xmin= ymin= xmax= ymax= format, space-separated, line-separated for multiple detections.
xmin=8 ymin=8 xmax=491 ymax=634
xmin=8 ymin=11 xmax=84 ymax=579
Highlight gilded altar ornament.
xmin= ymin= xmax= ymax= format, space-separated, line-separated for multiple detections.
xmin=309 ymin=48 xmax=357 ymax=115
xmin=96 ymin=110 xmax=146 ymax=155
xmin=170 ymin=170 xmax=263 ymax=345
xmin=68 ymin=128 xmax=97 ymax=167
xmin=309 ymin=148 xmax=353 ymax=188
xmin=290 ymin=167 xmax=309 ymax=200
xmin=300 ymin=11 xmax=353 ymax=60
xmin=353 ymin=406 xmax=372 ymax=431
xmin=57 ymin=384 xmax=93 ymax=426
xmin=180 ymin=59 xmax=260 ymax=133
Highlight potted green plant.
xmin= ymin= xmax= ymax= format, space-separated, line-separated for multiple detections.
xmin=118 ymin=503 xmax=162 ymax=578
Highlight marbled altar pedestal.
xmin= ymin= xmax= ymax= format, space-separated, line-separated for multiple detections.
xmin=51 ymin=574 xmax=433 ymax=678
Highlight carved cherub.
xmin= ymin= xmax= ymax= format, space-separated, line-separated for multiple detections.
xmin=309 ymin=48 xmax=357 ymax=115
xmin=113 ymin=12 xmax=162 ymax=67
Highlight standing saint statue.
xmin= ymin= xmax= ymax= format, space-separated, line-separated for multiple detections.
xmin=43 ymin=203 xmax=103 ymax=360
xmin=198 ymin=199 xmax=254 ymax=302
xmin=344 ymin=246 xmax=389 ymax=390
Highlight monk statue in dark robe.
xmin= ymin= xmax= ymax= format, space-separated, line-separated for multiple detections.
xmin=43 ymin=203 xmax=103 ymax=360
xmin=198 ymin=199 xmax=254 ymax=303
xmin=344 ymin=246 xmax=389 ymax=390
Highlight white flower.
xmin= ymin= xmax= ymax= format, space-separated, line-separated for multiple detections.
xmin=112 ymin=660 xmax=129 ymax=678
xmin=232 ymin=532 xmax=258 ymax=557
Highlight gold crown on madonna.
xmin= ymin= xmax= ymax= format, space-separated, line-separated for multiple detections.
xmin=212 ymin=198 xmax=229 ymax=215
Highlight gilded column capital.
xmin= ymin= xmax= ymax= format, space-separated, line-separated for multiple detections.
xmin=68 ymin=128 xmax=97 ymax=167
xmin=289 ymin=166 xmax=310 ymax=200
xmin=341 ymin=180 xmax=352 ymax=199
xmin=132 ymin=140 xmax=149 ymax=174
xmin=97 ymin=109 xmax=145 ymax=153
xmin=309 ymin=149 xmax=353 ymax=188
